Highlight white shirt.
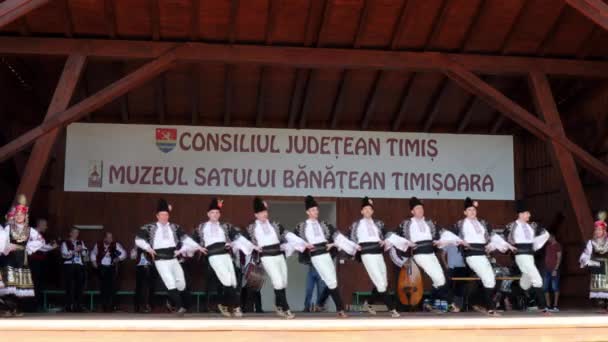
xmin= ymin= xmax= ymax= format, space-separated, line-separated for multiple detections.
xmin=61 ymin=239 xmax=87 ymax=265
xmin=461 ymin=218 xmax=487 ymax=244
xmin=254 ymin=220 xmax=280 ymax=247
xmin=357 ymin=218 xmax=380 ymax=243
xmin=512 ymin=221 xmax=534 ymax=244
xmin=409 ymin=218 xmax=433 ymax=242
xmin=202 ymin=221 xmax=227 ymax=247
xmin=304 ymin=219 xmax=327 ymax=245
xmin=152 ymin=222 xmax=177 ymax=249
xmin=91 ymin=242 xmax=127 ymax=266
xmin=130 ymin=247 xmax=151 ymax=266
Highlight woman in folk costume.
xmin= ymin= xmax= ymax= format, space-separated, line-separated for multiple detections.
xmin=242 ymin=197 xmax=307 ymax=319
xmin=135 ymin=198 xmax=202 ymax=317
xmin=451 ymin=197 xmax=515 ymax=317
xmin=190 ymin=197 xmax=255 ymax=318
xmin=504 ymin=200 xmax=551 ymax=314
xmin=347 ymin=196 xmax=401 ymax=318
xmin=579 ymin=217 xmax=608 ymax=311
xmin=294 ymin=195 xmax=359 ymax=318
xmin=395 ymin=197 xmax=461 ymax=313
xmin=0 ymin=195 xmax=46 ymax=317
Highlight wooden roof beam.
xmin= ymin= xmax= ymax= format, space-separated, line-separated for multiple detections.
xmin=0 ymin=46 xmax=182 ymax=163
xmin=566 ymin=0 xmax=608 ymax=31
xmin=444 ymin=56 xmax=608 ymax=182
xmin=0 ymin=0 xmax=48 ymax=28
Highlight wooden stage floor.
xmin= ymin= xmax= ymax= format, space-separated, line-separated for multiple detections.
xmin=2 ymin=311 xmax=608 ymax=342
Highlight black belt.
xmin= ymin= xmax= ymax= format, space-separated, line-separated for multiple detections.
xmin=154 ymin=247 xmax=177 ymax=260
xmin=206 ymin=242 xmax=229 ymax=256
xmin=463 ymin=243 xmax=486 ymax=257
xmin=260 ymin=244 xmax=283 ymax=257
xmin=310 ymin=242 xmax=329 ymax=257
xmin=359 ymin=242 xmax=383 ymax=255
xmin=514 ymin=243 xmax=533 ymax=255
xmin=412 ymin=240 xmax=434 ymax=255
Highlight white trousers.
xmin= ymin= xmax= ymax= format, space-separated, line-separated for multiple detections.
xmin=311 ymin=253 xmax=338 ymax=289
xmin=154 ymin=259 xmax=186 ymax=291
xmin=209 ymin=254 xmax=238 ymax=288
xmin=465 ymin=255 xmax=496 ymax=288
xmin=515 ymin=254 xmax=543 ymax=290
xmin=261 ymin=255 xmax=288 ymax=290
xmin=413 ymin=253 xmax=446 ymax=288
xmin=361 ymin=254 xmax=388 ymax=292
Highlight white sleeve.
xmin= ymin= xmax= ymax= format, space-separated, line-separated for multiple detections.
xmin=533 ymin=230 xmax=550 ymax=251
xmin=116 ymin=243 xmax=127 ymax=261
xmin=26 ymin=228 xmax=45 ymax=255
xmin=90 ymin=244 xmax=98 ymax=265
xmin=0 ymin=227 xmax=8 ymax=255
xmin=81 ymin=243 xmax=89 ymax=257
xmin=61 ymin=242 xmax=73 ymax=259
xmin=334 ymin=233 xmax=359 ymax=256
xmin=177 ymin=236 xmax=200 ymax=256
xmin=284 ymin=232 xmax=307 ymax=253
xmin=487 ymin=233 xmax=513 ymax=253
xmin=231 ymin=235 xmax=255 ymax=256
xmin=389 ymin=247 xmax=406 ymax=268
xmin=384 ymin=233 xmax=411 ymax=252
xmin=579 ymin=240 xmax=593 ymax=268
xmin=135 ymin=237 xmax=152 ymax=252
xmin=438 ymin=230 xmax=463 ymax=248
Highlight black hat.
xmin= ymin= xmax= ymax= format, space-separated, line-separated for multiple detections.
xmin=515 ymin=199 xmax=528 ymax=214
xmin=409 ymin=197 xmax=423 ymax=210
xmin=208 ymin=197 xmax=223 ymax=212
xmin=156 ymin=198 xmax=171 ymax=214
xmin=253 ymin=197 xmax=268 ymax=213
xmin=464 ymin=197 xmax=478 ymax=210
xmin=361 ymin=196 xmax=374 ymax=209
xmin=305 ymin=195 xmax=318 ymax=211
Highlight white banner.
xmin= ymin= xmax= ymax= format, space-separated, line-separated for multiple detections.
xmin=64 ymin=123 xmax=514 ymax=200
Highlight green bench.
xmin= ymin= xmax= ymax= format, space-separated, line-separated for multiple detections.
xmin=42 ymin=290 xmax=215 ymax=312
xmin=352 ymin=291 xmax=395 ymax=306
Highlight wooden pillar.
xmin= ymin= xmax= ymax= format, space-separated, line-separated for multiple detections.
xmin=528 ymin=72 xmax=595 ymax=238
xmin=15 ymin=54 xmax=86 ymax=202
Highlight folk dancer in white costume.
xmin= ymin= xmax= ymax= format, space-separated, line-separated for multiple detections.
xmin=395 ymin=197 xmax=462 ymax=313
xmin=135 ymin=198 xmax=202 ymax=317
xmin=504 ymin=200 xmax=550 ymax=314
xmin=191 ymin=197 xmax=255 ymax=318
xmin=450 ymin=197 xmax=515 ymax=317
xmin=242 ymin=197 xmax=308 ymax=319
xmin=293 ymin=195 xmax=359 ymax=318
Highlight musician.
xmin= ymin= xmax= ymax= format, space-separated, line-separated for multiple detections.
xmin=61 ymin=227 xmax=89 ymax=312
xmin=191 ymin=198 xmax=254 ymax=318
xmin=29 ymin=218 xmax=58 ymax=312
xmin=294 ymin=195 xmax=356 ymax=318
xmin=348 ymin=197 xmax=400 ymax=318
xmin=130 ymin=246 xmax=155 ymax=313
xmin=504 ymin=200 xmax=550 ymax=314
xmin=242 ymin=197 xmax=307 ymax=319
xmin=396 ymin=197 xmax=461 ymax=313
xmin=91 ymin=232 xmax=127 ymax=312
xmin=452 ymin=197 xmax=515 ymax=317
xmin=0 ymin=195 xmax=46 ymax=317
xmin=134 ymin=198 xmax=202 ymax=317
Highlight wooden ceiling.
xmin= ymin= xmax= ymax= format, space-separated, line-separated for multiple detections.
xmin=1 ymin=0 xmax=607 ymax=134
